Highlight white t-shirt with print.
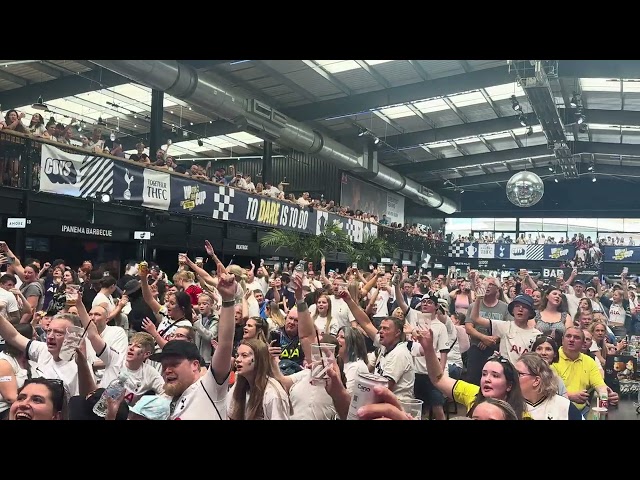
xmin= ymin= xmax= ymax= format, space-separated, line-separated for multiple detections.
xmin=373 ymin=334 xmax=415 ymax=403
xmin=167 ymin=367 xmax=230 ymax=420
xmin=227 ymin=377 xmax=290 ymax=420
xmin=406 ymin=310 xmax=450 ymax=375
xmin=308 ymin=304 xmax=340 ymax=336
xmin=490 ymin=320 xmax=542 ymax=365
xmin=608 ymin=303 xmax=626 ymax=326
xmin=98 ymin=344 xmax=164 ymax=405
xmin=27 ymin=340 xmax=94 ymax=397
xmin=0 ymin=288 xmax=20 ymax=345
xmin=327 ymin=296 xmax=355 ymax=328
xmin=343 ymin=359 xmax=370 ymax=397
xmin=288 ymin=369 xmax=337 ymax=420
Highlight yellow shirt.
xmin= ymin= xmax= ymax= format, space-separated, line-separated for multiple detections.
xmin=452 ymin=380 xmax=532 ymax=419
xmin=552 ymin=348 xmax=605 ymax=411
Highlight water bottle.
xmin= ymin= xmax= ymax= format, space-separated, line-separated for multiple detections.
xmin=92 ymin=372 xmax=130 ymax=418
xmin=294 ymin=260 xmax=306 ymax=281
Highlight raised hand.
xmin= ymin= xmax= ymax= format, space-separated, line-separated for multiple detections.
xmin=356 ymin=386 xmax=412 ymax=420
xmin=204 ymin=240 xmax=215 ymax=257
xmin=290 ymin=273 xmax=304 ymax=301
xmin=141 ymin=317 xmax=157 ymax=336
xmin=216 ymin=264 xmax=237 ymax=302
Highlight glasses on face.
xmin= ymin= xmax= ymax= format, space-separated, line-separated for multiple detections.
xmin=169 ymin=332 xmax=188 ymax=339
xmin=516 ymin=370 xmax=535 ymax=378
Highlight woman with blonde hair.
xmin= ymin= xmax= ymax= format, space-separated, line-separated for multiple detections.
xmin=228 ymin=338 xmax=290 ymax=420
xmin=266 ymin=301 xmax=286 ymax=332
xmin=589 ymin=321 xmax=608 ymax=366
xmin=516 ymin=353 xmax=582 ymax=420
xmin=173 ymin=270 xmax=203 ymax=307
xmin=309 ymin=294 xmax=338 ymax=335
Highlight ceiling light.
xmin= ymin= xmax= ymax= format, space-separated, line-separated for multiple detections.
xmin=374 ymin=137 xmax=380 ymax=145
xmin=97 ymin=117 xmax=107 ymax=126
xmin=459 ymin=189 xmax=464 ymax=194
xmin=548 ymin=163 xmax=554 ymax=172
xmin=519 ymin=115 xmax=527 ymax=127
xmin=32 ymin=95 xmax=48 ymax=111
xmin=554 ymin=178 xmax=559 ymax=183
xmin=592 ymin=177 xmax=597 ymax=183
xmin=576 ymin=114 xmax=585 ymax=125
xmin=197 ymin=139 xmax=204 ymax=147
xmin=170 ymin=111 xmax=174 ymax=114
xmin=526 ymin=126 xmax=533 ymax=136
xmin=358 ymin=129 xmax=366 ymax=137
xmin=588 ymin=165 xmax=594 ymax=171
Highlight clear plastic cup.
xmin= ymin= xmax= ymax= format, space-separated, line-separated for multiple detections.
xmin=399 ymin=398 xmax=424 ymax=420
xmin=58 ymin=325 xmax=85 ymax=361
xmin=310 ymin=343 xmax=336 ymax=385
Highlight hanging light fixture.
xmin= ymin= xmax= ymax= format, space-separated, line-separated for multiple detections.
xmin=97 ymin=116 xmax=107 ymax=126
xmin=32 ymin=95 xmax=48 ymax=111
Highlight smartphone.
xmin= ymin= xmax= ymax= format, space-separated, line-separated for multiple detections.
xmin=524 ymin=288 xmax=533 ymax=296
xmin=623 ymin=267 xmax=629 ymax=275
xmin=195 ymin=257 xmax=204 ymax=264
xmin=269 ymin=330 xmax=281 ymax=348
xmin=352 ymin=262 xmax=358 ymax=269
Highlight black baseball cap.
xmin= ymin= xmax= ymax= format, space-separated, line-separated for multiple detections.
xmin=149 ymin=340 xmax=201 ymax=363
xmin=573 ymin=279 xmax=585 ymax=286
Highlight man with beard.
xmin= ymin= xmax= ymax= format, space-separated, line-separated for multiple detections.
xmin=149 ymin=261 xmax=236 ymax=420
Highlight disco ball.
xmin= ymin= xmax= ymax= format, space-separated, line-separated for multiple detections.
xmin=506 ymin=171 xmax=544 ymax=207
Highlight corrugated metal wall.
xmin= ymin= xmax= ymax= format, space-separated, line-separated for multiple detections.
xmin=212 ymin=150 xmax=341 ymax=202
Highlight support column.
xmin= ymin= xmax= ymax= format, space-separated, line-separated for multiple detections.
xmin=149 ymin=89 xmax=164 ymax=159
xmin=262 ymin=141 xmax=273 ymax=185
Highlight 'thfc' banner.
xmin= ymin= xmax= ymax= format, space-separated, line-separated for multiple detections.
xmin=39 ymin=144 xmax=371 ymax=242
xmin=603 ymin=245 xmax=640 ymax=263
xmin=449 ymin=242 xmax=575 ymax=261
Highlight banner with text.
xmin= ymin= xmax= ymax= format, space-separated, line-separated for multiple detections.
xmin=340 ymin=174 xmax=404 ymax=225
xmin=40 ymin=145 xmax=371 ymax=242
xmin=449 ymin=242 xmax=576 ymax=261
xmin=603 ymin=245 xmax=640 ymax=263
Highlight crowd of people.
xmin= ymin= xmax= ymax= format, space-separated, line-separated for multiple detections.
xmin=0 ymin=230 xmax=637 ymax=421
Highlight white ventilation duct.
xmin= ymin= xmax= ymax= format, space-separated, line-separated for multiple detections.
xmin=90 ymin=60 xmax=458 ymax=214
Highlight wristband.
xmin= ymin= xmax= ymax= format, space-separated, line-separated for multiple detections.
xmin=221 ymin=300 xmax=235 ymax=308
xmin=296 ymin=301 xmax=308 ymax=312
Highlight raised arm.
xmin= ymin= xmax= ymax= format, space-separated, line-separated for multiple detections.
xmin=0 ymin=302 xmax=29 ymax=354
xmin=75 ymin=292 xmax=106 ymax=356
xmin=393 ymin=273 xmax=409 ymax=313
xmin=183 ymin=254 xmax=217 ymax=287
xmin=415 ymin=328 xmax=457 ymax=397
xmin=292 ymin=274 xmax=315 ymax=362
xmin=139 ymin=264 xmax=162 ymax=314
xmin=209 ymin=261 xmax=235 ymax=383
xmin=359 ymin=270 xmax=379 ymax=298
xmin=342 ymin=290 xmax=378 ymax=341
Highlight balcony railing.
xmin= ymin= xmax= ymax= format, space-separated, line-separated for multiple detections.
xmin=0 ymin=130 xmax=448 ymax=254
